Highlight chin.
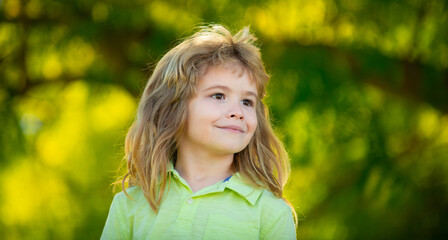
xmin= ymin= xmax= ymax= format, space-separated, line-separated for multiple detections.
xmin=221 ymin=145 xmax=248 ymax=154
xmin=207 ymin=138 xmax=251 ymax=155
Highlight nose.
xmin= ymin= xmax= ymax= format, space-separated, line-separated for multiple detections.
xmin=227 ymin=101 xmax=244 ymax=120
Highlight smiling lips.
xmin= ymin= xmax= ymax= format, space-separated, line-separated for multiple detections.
xmin=217 ymin=125 xmax=245 ymax=133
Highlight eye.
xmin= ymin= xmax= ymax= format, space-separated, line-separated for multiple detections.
xmin=242 ymin=99 xmax=254 ymax=107
xmin=212 ymin=93 xmax=225 ymax=100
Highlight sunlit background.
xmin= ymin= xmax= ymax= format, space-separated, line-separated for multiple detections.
xmin=1 ymin=0 xmax=447 ymax=239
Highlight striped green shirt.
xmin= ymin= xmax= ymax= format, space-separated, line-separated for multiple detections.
xmin=101 ymin=166 xmax=296 ymax=240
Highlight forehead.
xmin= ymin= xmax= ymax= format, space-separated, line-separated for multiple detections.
xmin=197 ymin=63 xmax=258 ymax=91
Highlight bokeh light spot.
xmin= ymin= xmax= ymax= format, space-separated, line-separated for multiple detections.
xmin=42 ymin=54 xmax=62 ymax=80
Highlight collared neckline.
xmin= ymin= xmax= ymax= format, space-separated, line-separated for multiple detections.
xmin=168 ymin=161 xmax=263 ymax=205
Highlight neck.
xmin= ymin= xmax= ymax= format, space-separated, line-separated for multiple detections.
xmin=175 ymin=146 xmax=234 ymax=193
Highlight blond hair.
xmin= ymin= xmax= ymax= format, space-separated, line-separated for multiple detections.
xmin=120 ymin=24 xmax=295 ymax=222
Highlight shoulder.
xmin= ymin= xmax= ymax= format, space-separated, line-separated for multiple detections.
xmin=114 ymin=185 xmax=143 ymax=200
xmin=111 ymin=186 xmax=146 ymax=212
xmin=257 ymin=190 xmax=296 ymax=240
xmin=101 ymin=186 xmax=147 ymax=239
xmin=257 ymin=189 xmax=292 ymax=213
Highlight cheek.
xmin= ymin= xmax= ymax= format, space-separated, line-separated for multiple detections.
xmin=247 ymin=112 xmax=258 ymax=133
xmin=187 ymin=100 xmax=220 ymax=128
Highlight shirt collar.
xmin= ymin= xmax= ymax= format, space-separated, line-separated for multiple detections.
xmin=225 ymin=172 xmax=263 ymax=205
xmin=168 ymin=162 xmax=263 ymax=205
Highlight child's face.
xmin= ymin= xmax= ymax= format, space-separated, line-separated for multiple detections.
xmin=180 ymin=64 xmax=258 ymax=156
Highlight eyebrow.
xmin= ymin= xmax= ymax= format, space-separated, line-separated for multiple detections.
xmin=204 ymin=85 xmax=258 ymax=98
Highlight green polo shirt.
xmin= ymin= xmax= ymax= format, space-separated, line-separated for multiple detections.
xmin=101 ymin=166 xmax=296 ymax=240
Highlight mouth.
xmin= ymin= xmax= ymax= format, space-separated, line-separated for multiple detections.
xmin=216 ymin=125 xmax=245 ymax=133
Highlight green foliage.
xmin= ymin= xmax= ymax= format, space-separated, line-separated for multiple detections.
xmin=1 ymin=0 xmax=447 ymax=239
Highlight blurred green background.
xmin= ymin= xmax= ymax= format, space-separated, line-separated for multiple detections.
xmin=1 ymin=0 xmax=447 ymax=239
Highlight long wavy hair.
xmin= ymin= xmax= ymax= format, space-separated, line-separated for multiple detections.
xmin=119 ymin=24 xmax=295 ymax=222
